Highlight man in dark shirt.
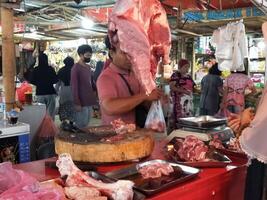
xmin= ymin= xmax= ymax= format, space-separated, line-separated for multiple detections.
xmin=71 ymin=45 xmax=97 ymax=128
xmin=30 ymin=53 xmax=58 ymax=119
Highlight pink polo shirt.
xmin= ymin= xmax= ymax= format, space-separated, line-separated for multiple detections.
xmin=96 ymin=63 xmax=141 ymax=125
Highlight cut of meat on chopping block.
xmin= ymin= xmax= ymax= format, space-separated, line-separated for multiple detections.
xmin=55 ymin=128 xmax=154 ymax=163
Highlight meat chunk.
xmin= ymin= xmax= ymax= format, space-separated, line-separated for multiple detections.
xmin=138 ymin=163 xmax=174 ymax=179
xmin=56 ymin=153 xmax=134 ymax=200
xmin=0 ymin=162 xmax=66 ymax=200
xmin=175 ymin=136 xmax=209 ymax=162
xmin=64 ymin=186 xmax=107 ymax=200
xmin=108 ymin=0 xmax=171 ymax=93
xmin=209 ymin=138 xmax=225 ymax=149
xmin=111 ymin=119 xmax=136 ymax=134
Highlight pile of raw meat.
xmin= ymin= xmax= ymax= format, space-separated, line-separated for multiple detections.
xmin=138 ymin=163 xmax=174 ymax=179
xmin=101 ymin=119 xmax=136 ymax=143
xmin=0 ymin=162 xmax=66 ymax=200
xmin=111 ymin=118 xmax=136 ymax=134
xmin=56 ymin=153 xmax=134 ymax=200
xmin=173 ymin=136 xmax=209 ymax=162
xmin=108 ymin=0 xmax=171 ymax=93
xmin=209 ymin=138 xmax=225 ymax=149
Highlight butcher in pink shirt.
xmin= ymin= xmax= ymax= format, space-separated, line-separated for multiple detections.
xmin=97 ymin=36 xmax=162 ymax=126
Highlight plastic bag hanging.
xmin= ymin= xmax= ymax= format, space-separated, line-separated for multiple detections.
xmin=145 ymin=100 xmax=166 ymax=133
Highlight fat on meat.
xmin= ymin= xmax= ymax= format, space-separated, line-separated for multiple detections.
xmin=108 ymin=0 xmax=171 ymax=93
xmin=138 ymin=163 xmax=174 ymax=179
xmin=176 ymin=136 xmax=209 ymax=162
xmin=56 ymin=153 xmax=134 ymax=200
xmin=209 ymin=138 xmax=225 ymax=149
xmin=64 ymin=186 xmax=107 ymax=200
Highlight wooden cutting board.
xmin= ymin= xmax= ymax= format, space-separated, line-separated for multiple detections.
xmin=55 ymin=128 xmax=155 ymax=163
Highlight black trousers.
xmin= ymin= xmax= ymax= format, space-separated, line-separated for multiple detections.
xmin=245 ymin=159 xmax=265 ymax=200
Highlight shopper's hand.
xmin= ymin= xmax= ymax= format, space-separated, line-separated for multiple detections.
xmin=227 ymin=108 xmax=254 ymax=136
xmin=74 ymin=105 xmax=82 ymax=112
xmin=240 ymin=107 xmax=254 ymax=128
xmin=228 ymin=113 xmax=241 ymax=133
xmin=146 ymin=88 xmax=163 ymax=101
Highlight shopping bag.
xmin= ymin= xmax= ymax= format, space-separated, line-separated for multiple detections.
xmin=16 ymin=81 xmax=32 ymax=103
xmin=145 ymin=100 xmax=166 ymax=133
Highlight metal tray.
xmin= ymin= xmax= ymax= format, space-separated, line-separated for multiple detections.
xmin=105 ymin=159 xmax=200 ymax=196
xmin=166 ymin=137 xmax=232 ymax=168
xmin=216 ymin=148 xmax=247 ymax=159
xmin=178 ymin=116 xmax=227 ymax=128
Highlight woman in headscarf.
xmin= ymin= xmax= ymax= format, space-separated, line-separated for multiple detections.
xmin=56 ymin=56 xmax=75 ymax=128
xmin=30 ymin=53 xmax=58 ymax=119
xmin=169 ymin=59 xmax=195 ymax=128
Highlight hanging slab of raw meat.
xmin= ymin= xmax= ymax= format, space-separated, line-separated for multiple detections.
xmin=108 ymin=0 xmax=171 ymax=93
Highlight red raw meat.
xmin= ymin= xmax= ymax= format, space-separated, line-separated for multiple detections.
xmin=138 ymin=163 xmax=174 ymax=179
xmin=64 ymin=186 xmax=107 ymax=200
xmin=56 ymin=153 xmax=134 ymax=200
xmin=209 ymin=138 xmax=225 ymax=149
xmin=0 ymin=162 xmax=66 ymax=200
xmin=111 ymin=119 xmax=136 ymax=134
xmin=176 ymin=136 xmax=209 ymax=162
xmin=108 ymin=0 xmax=171 ymax=93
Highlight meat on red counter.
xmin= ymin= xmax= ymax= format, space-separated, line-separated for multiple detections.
xmin=138 ymin=163 xmax=174 ymax=179
xmin=176 ymin=135 xmax=209 ymax=162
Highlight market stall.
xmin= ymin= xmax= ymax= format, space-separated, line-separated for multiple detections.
xmin=13 ymin=140 xmax=248 ymax=200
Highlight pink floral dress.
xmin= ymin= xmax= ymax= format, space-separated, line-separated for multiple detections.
xmin=224 ymin=73 xmax=254 ymax=114
xmin=170 ymin=71 xmax=195 ymax=126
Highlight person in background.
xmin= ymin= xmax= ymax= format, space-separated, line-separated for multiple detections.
xmin=93 ymin=51 xmax=107 ymax=83
xmin=97 ymin=36 xmax=162 ymax=126
xmin=30 ymin=53 xmax=58 ymax=119
xmin=56 ymin=56 xmax=75 ymax=129
xmin=226 ymin=21 xmax=267 ymax=200
xmin=221 ymin=70 xmax=256 ymax=116
xmin=71 ymin=45 xmax=97 ymax=128
xmin=169 ymin=59 xmax=195 ymax=128
xmin=199 ymin=63 xmax=223 ymax=115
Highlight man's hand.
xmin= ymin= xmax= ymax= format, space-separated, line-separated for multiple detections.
xmin=74 ymin=105 xmax=82 ymax=112
xmin=146 ymin=88 xmax=163 ymax=101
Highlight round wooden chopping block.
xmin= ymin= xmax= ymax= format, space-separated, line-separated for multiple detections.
xmin=55 ymin=129 xmax=155 ymax=163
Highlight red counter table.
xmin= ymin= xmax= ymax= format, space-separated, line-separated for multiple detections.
xmin=13 ymin=141 xmax=248 ymax=200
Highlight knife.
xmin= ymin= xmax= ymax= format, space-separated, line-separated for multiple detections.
xmin=45 ymin=161 xmax=97 ymax=171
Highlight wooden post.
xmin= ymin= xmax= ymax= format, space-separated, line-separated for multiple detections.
xmin=1 ymin=7 xmax=16 ymax=111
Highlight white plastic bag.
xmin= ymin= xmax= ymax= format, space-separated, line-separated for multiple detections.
xmin=145 ymin=100 xmax=166 ymax=133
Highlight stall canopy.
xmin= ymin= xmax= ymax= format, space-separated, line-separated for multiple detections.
xmin=0 ymin=0 xmax=266 ymax=40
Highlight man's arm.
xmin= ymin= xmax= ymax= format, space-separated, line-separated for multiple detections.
xmin=101 ymin=89 xmax=162 ymax=115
